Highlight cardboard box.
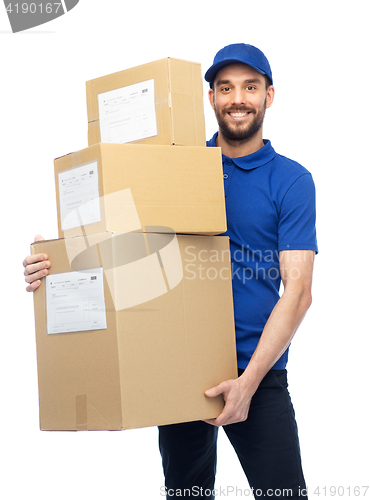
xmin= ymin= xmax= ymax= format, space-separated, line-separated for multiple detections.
xmin=31 ymin=232 xmax=237 ymax=431
xmin=86 ymin=58 xmax=206 ymax=147
xmin=54 ymin=142 xmax=226 ymax=239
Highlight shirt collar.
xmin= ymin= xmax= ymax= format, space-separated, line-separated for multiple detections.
xmin=207 ymin=132 xmax=276 ymax=171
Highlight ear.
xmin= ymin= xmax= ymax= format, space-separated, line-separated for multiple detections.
xmin=265 ymin=85 xmax=275 ymax=109
xmin=208 ymin=88 xmax=215 ymax=110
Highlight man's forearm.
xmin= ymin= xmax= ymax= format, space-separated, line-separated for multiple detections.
xmin=204 ymin=250 xmax=315 ymax=426
xmin=239 ymin=287 xmax=312 ymax=394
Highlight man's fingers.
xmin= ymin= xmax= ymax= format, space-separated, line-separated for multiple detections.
xmin=24 ymin=264 xmax=50 ymax=283
xmin=22 ymin=235 xmax=45 ymax=265
xmin=204 ymin=387 xmax=218 ymax=398
xmin=23 ymin=235 xmax=48 ymax=292
xmin=22 ymin=235 xmax=46 ymax=267
xmin=204 ymin=405 xmax=246 ymax=427
xmin=203 ymin=418 xmax=219 ymax=427
xmin=205 ymin=381 xmax=228 ymax=398
xmin=26 ymin=280 xmax=41 ymax=293
xmin=204 ymin=378 xmax=251 ymax=427
xmin=204 ymin=382 xmax=231 ymax=427
xmin=204 ymin=408 xmax=234 ymax=427
xmin=24 ymin=258 xmax=50 ymax=277
xmin=23 ymin=254 xmax=49 ymax=271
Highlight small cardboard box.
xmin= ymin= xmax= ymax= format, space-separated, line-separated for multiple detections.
xmin=54 ymin=142 xmax=226 ymax=239
xmin=31 ymin=232 xmax=237 ymax=431
xmin=86 ymin=58 xmax=206 ymax=147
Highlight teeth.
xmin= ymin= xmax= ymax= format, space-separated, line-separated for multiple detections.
xmin=230 ymin=112 xmax=247 ymax=117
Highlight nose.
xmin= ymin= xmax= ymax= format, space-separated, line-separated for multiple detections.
xmin=231 ymin=87 xmax=246 ymax=106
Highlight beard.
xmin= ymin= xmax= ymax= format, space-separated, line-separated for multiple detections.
xmin=214 ymin=99 xmax=266 ymax=144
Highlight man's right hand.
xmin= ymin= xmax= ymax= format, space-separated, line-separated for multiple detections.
xmin=23 ymin=235 xmax=51 ymax=292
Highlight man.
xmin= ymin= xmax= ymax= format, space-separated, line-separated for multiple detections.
xmin=157 ymin=44 xmax=317 ymax=499
xmin=24 ymin=44 xmax=317 ymax=499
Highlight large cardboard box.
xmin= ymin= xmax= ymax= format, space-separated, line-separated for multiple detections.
xmin=86 ymin=58 xmax=206 ymax=147
xmin=31 ymin=232 xmax=237 ymax=431
xmin=54 ymin=142 xmax=226 ymax=239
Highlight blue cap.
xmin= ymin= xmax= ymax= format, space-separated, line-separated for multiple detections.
xmin=205 ymin=43 xmax=273 ymax=85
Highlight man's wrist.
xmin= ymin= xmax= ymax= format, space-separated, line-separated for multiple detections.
xmin=238 ymin=364 xmax=265 ymax=397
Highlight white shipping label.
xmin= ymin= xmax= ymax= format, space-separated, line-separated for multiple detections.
xmin=58 ymin=161 xmax=101 ymax=231
xmin=98 ymin=79 xmax=157 ymax=143
xmin=46 ymin=268 xmax=107 ymax=334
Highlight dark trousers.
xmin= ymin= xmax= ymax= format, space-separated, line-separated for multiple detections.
xmin=158 ymin=369 xmax=307 ymax=499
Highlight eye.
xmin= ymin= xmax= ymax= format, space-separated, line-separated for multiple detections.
xmin=246 ymin=86 xmax=255 ymax=91
xmin=221 ymin=86 xmax=231 ymax=92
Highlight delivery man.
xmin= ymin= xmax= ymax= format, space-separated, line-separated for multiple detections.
xmin=23 ymin=44 xmax=317 ymax=499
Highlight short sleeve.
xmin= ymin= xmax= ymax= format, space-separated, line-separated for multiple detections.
xmin=278 ymin=173 xmax=318 ymax=253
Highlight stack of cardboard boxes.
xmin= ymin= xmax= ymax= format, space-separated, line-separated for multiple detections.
xmin=32 ymin=58 xmax=237 ymax=431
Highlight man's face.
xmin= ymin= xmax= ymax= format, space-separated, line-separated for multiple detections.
xmin=209 ymin=63 xmax=274 ymax=144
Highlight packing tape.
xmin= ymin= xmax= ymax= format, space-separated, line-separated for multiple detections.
xmin=155 ymin=93 xmax=172 ymax=107
xmin=67 ymin=229 xmax=183 ymax=311
xmin=76 ymin=394 xmax=88 ymax=430
xmin=63 ymin=189 xmax=183 ymax=311
xmin=71 ymin=150 xmax=82 ymax=167
xmin=88 ymin=114 xmax=100 ymax=123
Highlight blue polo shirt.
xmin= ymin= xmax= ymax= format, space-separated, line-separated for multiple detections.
xmin=207 ymin=133 xmax=318 ymax=370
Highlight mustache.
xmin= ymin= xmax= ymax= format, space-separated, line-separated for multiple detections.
xmin=223 ymin=106 xmax=255 ymax=114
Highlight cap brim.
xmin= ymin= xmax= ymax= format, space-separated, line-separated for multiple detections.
xmin=205 ymin=59 xmax=268 ymax=84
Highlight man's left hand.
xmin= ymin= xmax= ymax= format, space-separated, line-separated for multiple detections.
xmin=203 ymin=377 xmax=253 ymax=427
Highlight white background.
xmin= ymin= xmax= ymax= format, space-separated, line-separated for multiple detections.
xmin=1 ymin=1 xmax=369 ymax=498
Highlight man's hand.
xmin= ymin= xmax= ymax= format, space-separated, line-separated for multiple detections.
xmin=203 ymin=376 xmax=255 ymax=427
xmin=23 ymin=235 xmax=50 ymax=292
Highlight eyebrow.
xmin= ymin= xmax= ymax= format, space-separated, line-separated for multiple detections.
xmin=215 ymin=78 xmax=263 ymax=87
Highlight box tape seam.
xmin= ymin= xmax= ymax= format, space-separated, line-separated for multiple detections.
xmin=76 ymin=394 xmax=88 ymax=430
xmin=71 ymin=150 xmax=82 ymax=167
xmin=166 ymin=59 xmax=175 ymax=145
